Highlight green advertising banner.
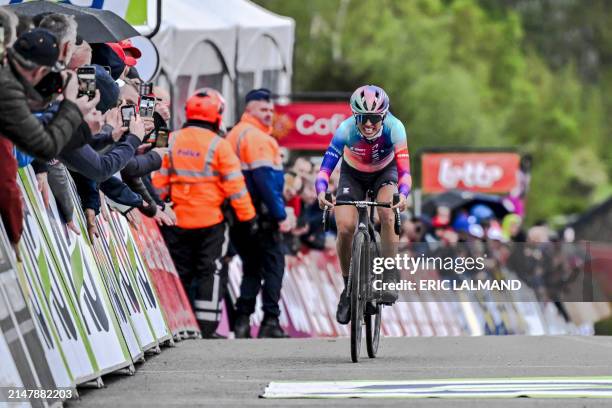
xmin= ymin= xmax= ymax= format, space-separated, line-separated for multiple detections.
xmin=18 ymin=168 xmax=130 ymax=378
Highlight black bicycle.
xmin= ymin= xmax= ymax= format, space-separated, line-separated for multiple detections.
xmin=323 ymin=191 xmax=401 ymax=362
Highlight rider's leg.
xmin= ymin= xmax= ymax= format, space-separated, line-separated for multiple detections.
xmin=335 ymin=205 xmax=358 ymax=278
xmin=376 ymin=184 xmax=397 ymax=260
xmin=376 ymin=184 xmax=399 ymax=303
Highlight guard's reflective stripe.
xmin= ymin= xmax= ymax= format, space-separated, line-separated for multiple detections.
xmin=169 ymin=135 xmax=222 ymax=179
xmin=157 ymin=168 xmax=169 ymax=176
xmin=221 ymin=170 xmax=242 ymax=181
xmin=195 ymin=311 xmax=219 ymax=321
xmin=203 ymin=136 xmax=222 ymax=177
xmin=235 ymin=127 xmax=250 ymax=158
xmin=172 ymin=168 xmax=218 ymax=178
xmin=249 ymin=159 xmax=283 ymax=171
xmin=229 ymin=187 xmax=248 ymax=201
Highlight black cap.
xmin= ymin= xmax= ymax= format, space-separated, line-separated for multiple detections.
xmin=245 ymin=88 xmax=271 ymax=104
xmin=13 ymin=29 xmax=60 ymax=68
xmin=90 ymin=43 xmax=125 ymax=81
xmin=126 ymin=66 xmax=140 ymax=80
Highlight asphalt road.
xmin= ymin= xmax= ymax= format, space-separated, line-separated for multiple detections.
xmin=69 ymin=335 xmax=612 ymax=407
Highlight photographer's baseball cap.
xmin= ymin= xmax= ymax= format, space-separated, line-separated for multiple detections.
xmin=107 ymin=42 xmax=137 ymax=67
xmin=12 ymin=28 xmax=60 ymax=69
xmin=118 ymin=39 xmax=141 ymax=59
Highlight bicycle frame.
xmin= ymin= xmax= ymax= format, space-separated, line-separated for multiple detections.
xmin=321 ymin=192 xmax=400 ymax=362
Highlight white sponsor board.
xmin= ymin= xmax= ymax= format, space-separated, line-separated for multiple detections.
xmin=19 ymin=169 xmax=129 ymax=377
xmin=109 ymin=212 xmax=171 ymax=343
xmin=0 ymin=323 xmax=28 ymax=408
xmin=96 ymin=202 xmax=156 ymax=352
xmin=17 ymin=176 xmax=96 ymax=384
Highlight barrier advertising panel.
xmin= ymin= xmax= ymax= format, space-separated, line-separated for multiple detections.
xmin=108 ymin=211 xmax=171 ymax=343
xmin=273 ymin=102 xmax=352 ymax=150
xmin=17 ymin=178 xmax=97 ymax=384
xmin=18 ymin=169 xmax=130 ymax=378
xmin=130 ymin=215 xmax=199 ymax=337
xmin=96 ymin=201 xmax=157 ymax=352
xmin=421 ymin=152 xmax=521 ymax=193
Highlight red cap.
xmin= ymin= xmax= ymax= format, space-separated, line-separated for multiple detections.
xmin=118 ymin=39 xmax=142 ymax=59
xmin=107 ymin=42 xmax=137 ymax=67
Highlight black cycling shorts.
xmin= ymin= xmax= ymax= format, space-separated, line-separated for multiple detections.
xmin=336 ymin=159 xmax=398 ymax=202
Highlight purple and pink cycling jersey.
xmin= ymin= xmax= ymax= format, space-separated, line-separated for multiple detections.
xmin=315 ymin=112 xmax=411 ymax=196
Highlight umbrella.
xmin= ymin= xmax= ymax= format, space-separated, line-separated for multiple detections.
xmin=422 ymin=189 xmax=512 ymax=220
xmin=8 ymin=1 xmax=140 ymax=43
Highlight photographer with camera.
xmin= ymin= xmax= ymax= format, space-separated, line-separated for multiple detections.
xmin=0 ymin=26 xmax=99 ymax=250
xmin=0 ymin=28 xmax=98 ymax=159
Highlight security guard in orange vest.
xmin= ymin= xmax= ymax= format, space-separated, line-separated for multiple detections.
xmin=153 ymin=88 xmax=256 ymax=338
xmin=226 ymin=88 xmax=292 ymax=339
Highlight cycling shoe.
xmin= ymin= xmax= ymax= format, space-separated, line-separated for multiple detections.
xmin=336 ymin=288 xmax=351 ymax=324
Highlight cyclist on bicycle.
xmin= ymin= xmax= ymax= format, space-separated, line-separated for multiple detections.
xmin=316 ymin=85 xmax=411 ymax=325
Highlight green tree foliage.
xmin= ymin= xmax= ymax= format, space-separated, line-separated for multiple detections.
xmin=256 ymin=0 xmax=609 ymax=223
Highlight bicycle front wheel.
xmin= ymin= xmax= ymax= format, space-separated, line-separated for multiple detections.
xmin=365 ymin=303 xmax=381 ymax=358
xmin=350 ymin=231 xmax=368 ymax=363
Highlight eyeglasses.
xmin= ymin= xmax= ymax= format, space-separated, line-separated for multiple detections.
xmin=355 ymin=113 xmax=385 ymax=125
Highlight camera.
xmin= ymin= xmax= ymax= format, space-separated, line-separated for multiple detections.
xmin=35 ymin=72 xmax=64 ymax=98
xmin=77 ymin=65 xmax=96 ymax=100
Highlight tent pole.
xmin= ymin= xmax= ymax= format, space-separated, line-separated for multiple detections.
xmin=233 ymin=30 xmax=240 ymax=123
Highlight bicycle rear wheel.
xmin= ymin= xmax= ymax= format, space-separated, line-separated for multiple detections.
xmin=350 ymin=231 xmax=367 ymax=363
xmin=365 ymin=304 xmax=381 ymax=358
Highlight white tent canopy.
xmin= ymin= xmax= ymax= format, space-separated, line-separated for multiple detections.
xmin=153 ymin=0 xmax=294 ymax=126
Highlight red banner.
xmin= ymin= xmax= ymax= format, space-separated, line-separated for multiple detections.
xmin=130 ymin=215 xmax=200 ymax=337
xmin=272 ymin=102 xmax=352 ymax=150
xmin=421 ymin=152 xmax=520 ymax=193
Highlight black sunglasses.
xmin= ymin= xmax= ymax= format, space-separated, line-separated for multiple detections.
xmin=355 ymin=113 xmax=385 ymax=125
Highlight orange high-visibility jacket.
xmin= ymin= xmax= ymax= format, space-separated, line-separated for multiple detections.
xmin=226 ymin=113 xmax=286 ymax=221
xmin=152 ymin=125 xmax=255 ymax=229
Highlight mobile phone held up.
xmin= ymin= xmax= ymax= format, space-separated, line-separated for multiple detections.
xmin=139 ymin=95 xmax=156 ymax=118
xmin=139 ymin=82 xmax=153 ymax=96
xmin=121 ymin=104 xmax=136 ymax=127
xmin=77 ymin=65 xmax=96 ymax=100
xmin=155 ymin=127 xmax=169 ymax=148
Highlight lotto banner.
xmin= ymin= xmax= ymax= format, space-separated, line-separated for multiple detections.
xmin=421 ymin=152 xmax=521 ymax=193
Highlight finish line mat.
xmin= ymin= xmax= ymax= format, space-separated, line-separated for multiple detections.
xmin=262 ymin=377 xmax=612 ymax=398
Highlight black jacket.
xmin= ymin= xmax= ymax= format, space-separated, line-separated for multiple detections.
xmin=0 ymin=55 xmax=85 ymax=160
